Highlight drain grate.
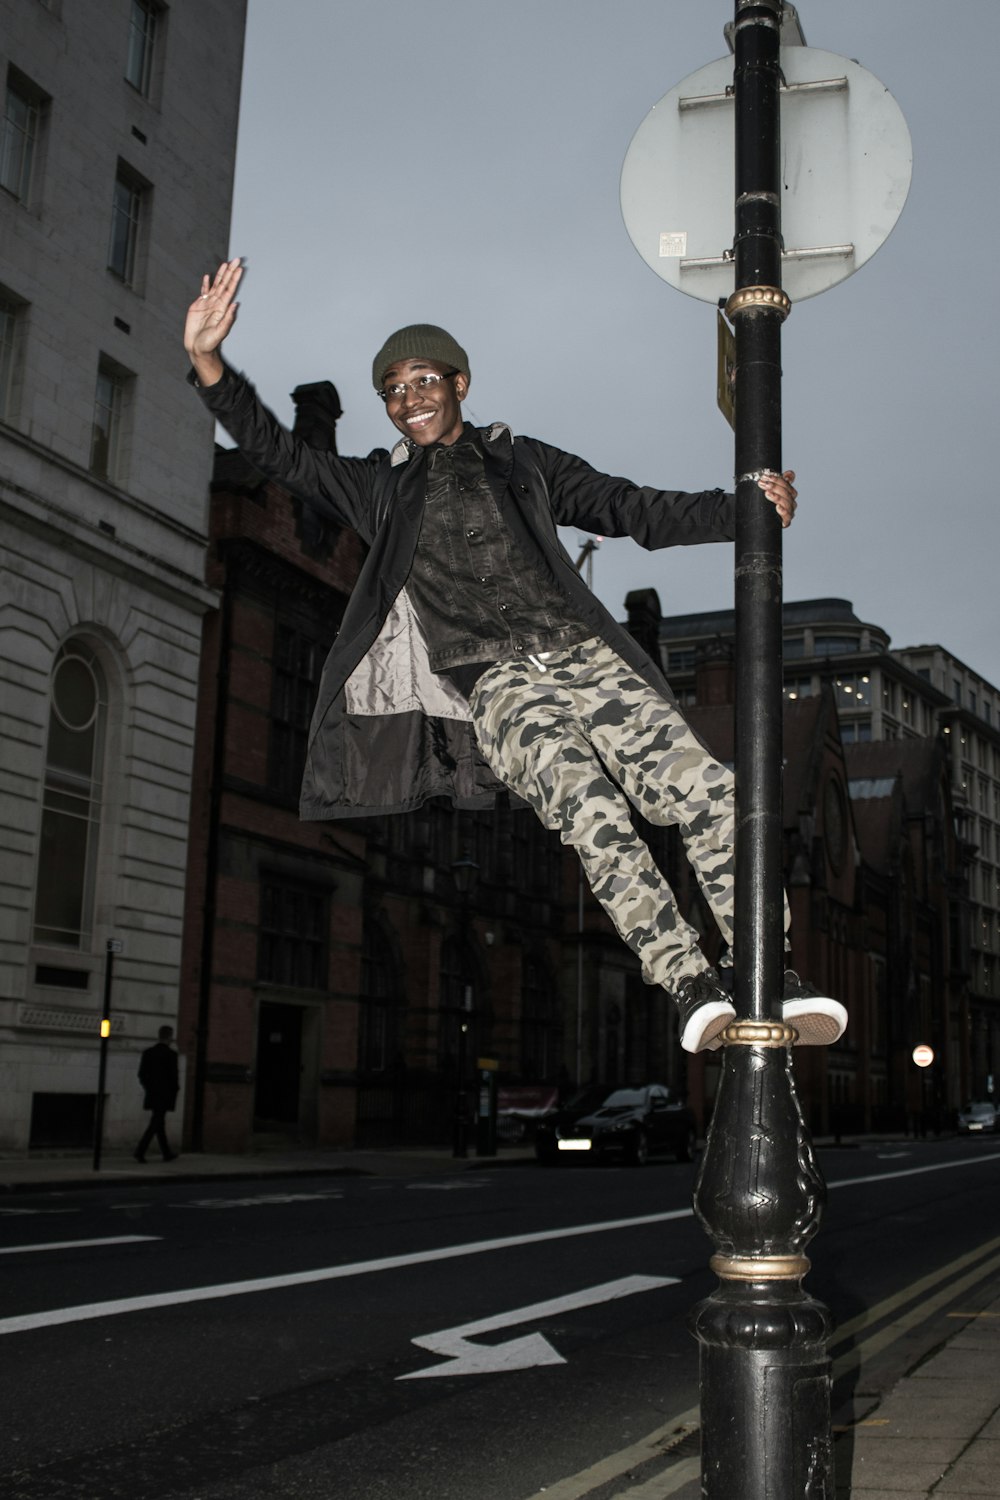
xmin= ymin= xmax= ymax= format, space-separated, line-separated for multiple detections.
xmin=659 ymin=1425 xmax=701 ymax=1460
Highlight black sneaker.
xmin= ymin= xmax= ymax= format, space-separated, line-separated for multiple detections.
xmin=782 ymin=971 xmax=847 ymax=1045
xmin=675 ymin=971 xmax=736 ymax=1054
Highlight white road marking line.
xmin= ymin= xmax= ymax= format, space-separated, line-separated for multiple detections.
xmin=828 ymin=1149 xmax=1000 ymax=1189
xmin=170 ymin=1192 xmax=344 ymax=1209
xmin=0 ymin=1236 xmax=160 ymax=1255
xmin=399 ymin=1274 xmax=677 ymax=1379
xmin=405 ymin=1181 xmax=490 ymax=1191
xmin=0 ymin=1207 xmax=81 ymax=1216
xmin=0 ymin=1209 xmax=692 ymax=1337
xmin=2 ymin=1151 xmax=997 ymax=1337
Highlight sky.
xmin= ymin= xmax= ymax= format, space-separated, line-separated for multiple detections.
xmin=218 ymin=0 xmax=999 ymax=688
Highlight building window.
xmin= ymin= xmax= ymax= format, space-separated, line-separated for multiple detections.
xmin=269 ymin=624 xmax=326 ymax=801
xmin=258 ymin=878 xmax=327 ymax=990
xmin=834 ymin=673 xmax=871 ymax=708
xmin=783 ymin=675 xmax=814 ymax=701
xmin=1 ymin=69 xmax=46 ymax=203
xmin=126 ymin=1 xmax=159 ymax=96
xmin=521 ymin=956 xmax=561 ymax=1081
xmin=33 ymin=643 xmax=108 ymax=949
xmin=359 ymin=919 xmax=399 ymax=1074
xmin=814 ymin=635 xmax=858 ymax=657
xmin=840 ymin=720 xmax=872 ymax=744
xmin=90 ymin=357 xmax=133 ymax=485
xmin=0 ymin=287 xmax=27 ymax=422
xmin=108 ymin=165 xmax=149 ymax=286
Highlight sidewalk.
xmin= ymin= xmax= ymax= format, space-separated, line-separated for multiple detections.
xmin=2 ymin=1142 xmax=997 ymax=1496
xmin=832 ymin=1289 xmax=1000 ymax=1497
xmin=0 ymin=1140 xmax=533 ymax=1192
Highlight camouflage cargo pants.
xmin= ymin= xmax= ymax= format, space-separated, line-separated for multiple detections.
xmin=469 ymin=637 xmax=736 ymax=990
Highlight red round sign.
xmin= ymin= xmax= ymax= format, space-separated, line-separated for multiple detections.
xmin=912 ymin=1044 xmax=934 ymax=1068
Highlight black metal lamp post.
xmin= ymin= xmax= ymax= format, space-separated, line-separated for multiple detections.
xmin=451 ymin=854 xmax=479 ymax=1159
xmin=690 ymin=2 xmax=834 ymax=1495
xmin=92 ymin=937 xmax=121 ymax=1172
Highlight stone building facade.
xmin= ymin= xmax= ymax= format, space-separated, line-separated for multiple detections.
xmin=0 ymin=1 xmax=246 ymax=1150
xmin=893 ymin=644 xmax=1000 ymax=1099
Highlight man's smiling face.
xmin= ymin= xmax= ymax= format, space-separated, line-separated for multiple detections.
xmin=381 ymin=357 xmax=468 ymax=448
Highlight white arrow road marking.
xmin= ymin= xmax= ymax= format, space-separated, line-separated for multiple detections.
xmin=398 ymin=1274 xmax=677 ymax=1379
xmin=3 ymin=1156 xmax=995 ymax=1338
xmin=0 ymin=1236 xmax=159 ymax=1255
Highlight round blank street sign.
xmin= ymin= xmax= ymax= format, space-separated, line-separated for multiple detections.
xmin=912 ymin=1044 xmax=934 ymax=1069
xmin=620 ymin=47 xmax=912 ymax=304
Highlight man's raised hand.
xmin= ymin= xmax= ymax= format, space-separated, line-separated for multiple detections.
xmin=184 ymin=257 xmax=243 ymax=385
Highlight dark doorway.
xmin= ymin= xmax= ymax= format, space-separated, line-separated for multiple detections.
xmin=254 ymin=1002 xmax=303 ymax=1126
xmin=30 ymin=1092 xmax=97 ymax=1148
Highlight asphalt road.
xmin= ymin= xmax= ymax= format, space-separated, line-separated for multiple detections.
xmin=2 ymin=1137 xmax=999 ymax=1499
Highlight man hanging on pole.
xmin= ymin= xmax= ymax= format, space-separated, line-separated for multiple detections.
xmin=183 ymin=258 xmax=845 ymax=1053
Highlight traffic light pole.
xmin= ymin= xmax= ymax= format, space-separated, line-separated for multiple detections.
xmin=690 ymin=3 xmax=834 ymax=1494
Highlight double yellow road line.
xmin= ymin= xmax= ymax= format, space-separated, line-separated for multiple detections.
xmin=521 ymin=1234 xmax=1000 ymax=1500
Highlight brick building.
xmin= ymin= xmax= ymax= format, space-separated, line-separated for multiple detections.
xmin=184 ymin=439 xmax=954 ymax=1149
xmin=654 ymin=597 xmax=972 ymax=1134
xmin=180 ymin=393 xmax=589 ymax=1151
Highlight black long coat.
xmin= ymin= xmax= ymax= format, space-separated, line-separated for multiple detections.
xmin=138 ymin=1042 xmax=179 ymax=1113
xmin=195 ymin=368 xmax=736 ymax=820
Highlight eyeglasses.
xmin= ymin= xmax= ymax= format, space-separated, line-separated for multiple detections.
xmin=378 ymin=370 xmax=459 ymax=403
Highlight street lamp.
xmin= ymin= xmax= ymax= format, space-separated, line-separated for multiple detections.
xmin=621 ymin=4 xmax=910 ymax=1490
xmin=451 ymin=853 xmax=479 ymax=1158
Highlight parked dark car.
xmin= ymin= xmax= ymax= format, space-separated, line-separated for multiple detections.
xmin=534 ymin=1083 xmax=697 ymax=1166
xmin=957 ymin=1101 xmax=998 ymax=1135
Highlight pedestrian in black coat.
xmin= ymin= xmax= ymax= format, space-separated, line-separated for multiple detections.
xmin=134 ymin=1025 xmax=179 ymax=1163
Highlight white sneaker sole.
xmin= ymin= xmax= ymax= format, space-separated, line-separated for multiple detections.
xmin=680 ymin=1000 xmax=735 ymax=1054
xmin=782 ymin=997 xmax=847 ymax=1046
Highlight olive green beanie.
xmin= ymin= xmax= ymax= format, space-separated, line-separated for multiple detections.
xmin=372 ymin=324 xmax=470 ymax=390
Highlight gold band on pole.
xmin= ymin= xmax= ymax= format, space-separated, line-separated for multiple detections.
xmin=722 ymin=1019 xmax=798 ymax=1047
xmin=710 ymin=1252 xmax=811 ymax=1282
xmin=724 ymin=285 xmax=792 ymax=320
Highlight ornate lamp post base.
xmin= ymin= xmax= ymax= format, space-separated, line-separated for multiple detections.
xmin=691 ymin=1036 xmax=834 ymax=1498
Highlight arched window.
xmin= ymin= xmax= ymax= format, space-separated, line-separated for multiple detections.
xmin=33 ymin=642 xmax=108 ymax=949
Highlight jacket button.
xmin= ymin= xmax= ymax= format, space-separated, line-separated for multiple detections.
xmin=519 ymin=484 xmax=529 ymax=493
